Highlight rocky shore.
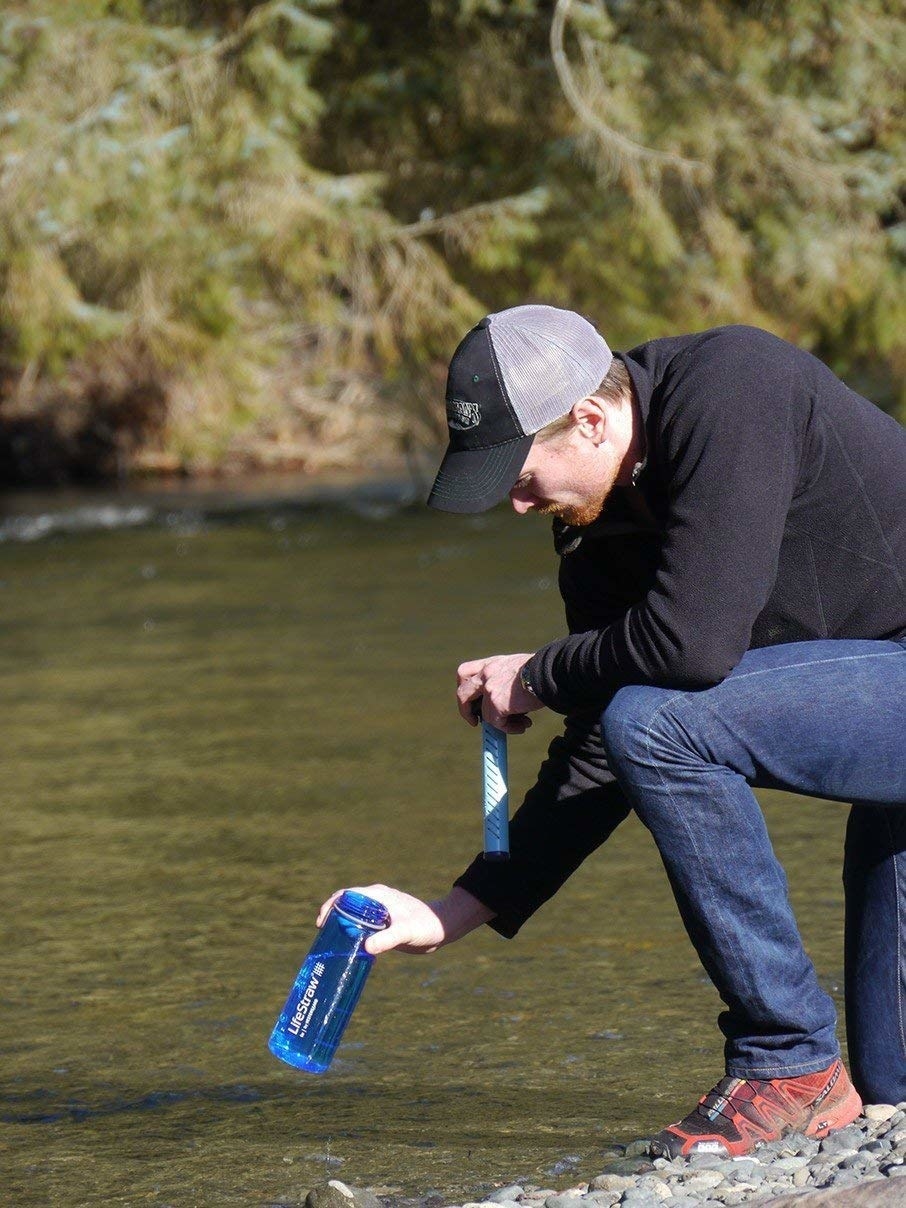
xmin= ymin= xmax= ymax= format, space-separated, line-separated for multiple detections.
xmin=306 ymin=1103 xmax=906 ymax=1208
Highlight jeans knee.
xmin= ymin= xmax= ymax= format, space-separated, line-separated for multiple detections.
xmin=601 ymin=683 xmax=679 ymax=774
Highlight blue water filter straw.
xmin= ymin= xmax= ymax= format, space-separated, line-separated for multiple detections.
xmin=268 ymin=890 xmax=390 ymax=1073
xmin=482 ymin=720 xmax=510 ymax=861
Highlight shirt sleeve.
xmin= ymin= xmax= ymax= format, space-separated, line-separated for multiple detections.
xmin=453 ymin=709 xmax=631 ymax=937
xmin=525 ymin=328 xmax=803 ymax=713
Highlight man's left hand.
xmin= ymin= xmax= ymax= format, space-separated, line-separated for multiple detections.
xmin=456 ymin=652 xmax=544 ymax=733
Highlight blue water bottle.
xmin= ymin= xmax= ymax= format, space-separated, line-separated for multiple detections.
xmin=268 ymin=890 xmax=390 ymax=1073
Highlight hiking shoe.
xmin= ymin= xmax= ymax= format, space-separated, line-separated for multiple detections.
xmin=650 ymin=1059 xmax=863 ymax=1158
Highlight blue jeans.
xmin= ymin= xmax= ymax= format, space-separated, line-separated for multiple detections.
xmin=600 ymin=639 xmax=906 ymax=1104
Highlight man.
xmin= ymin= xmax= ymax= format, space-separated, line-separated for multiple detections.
xmin=319 ymin=305 xmax=906 ymax=1157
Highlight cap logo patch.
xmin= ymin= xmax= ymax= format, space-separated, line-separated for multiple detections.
xmin=447 ymin=396 xmax=481 ymax=431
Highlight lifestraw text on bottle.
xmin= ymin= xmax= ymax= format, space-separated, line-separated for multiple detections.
xmin=286 ymin=960 xmax=326 ymax=1038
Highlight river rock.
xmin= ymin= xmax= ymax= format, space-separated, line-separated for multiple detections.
xmin=864 ymin=1139 xmax=892 ymax=1155
xmin=761 ymin=1176 xmax=906 ymax=1204
xmin=603 ymin=1159 xmax=656 ymax=1178
xmin=305 ymin=1181 xmax=357 ymax=1208
xmin=616 ymin=1190 xmax=663 ymax=1208
xmin=346 ymin=1189 xmax=383 ymax=1208
xmin=783 ymin=1133 xmax=820 ymax=1157
xmin=487 ymin=1188 xmax=525 ymax=1203
xmin=726 ymin=1161 xmax=763 ymax=1184
xmin=681 ymin=1155 xmax=726 ymax=1171
xmin=679 ymin=1170 xmax=725 ymax=1193
xmin=864 ymin=1104 xmax=898 ymax=1123
xmin=634 ymin=1175 xmax=671 ymax=1201
xmin=769 ymin=1156 xmax=810 ymax=1173
xmin=589 ymin=1174 xmax=637 ymax=1193
xmin=839 ymin=1151 xmax=870 ymax=1170
xmin=818 ymin=1125 xmax=865 ymax=1154
xmin=625 ymin=1140 xmax=653 ymax=1159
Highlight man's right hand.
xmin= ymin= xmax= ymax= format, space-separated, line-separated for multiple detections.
xmin=316 ymin=884 xmax=495 ymax=956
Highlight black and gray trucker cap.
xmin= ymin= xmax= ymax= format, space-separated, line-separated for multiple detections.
xmin=427 ymin=304 xmax=613 ymax=513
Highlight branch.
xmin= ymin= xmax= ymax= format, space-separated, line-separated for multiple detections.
xmin=550 ymin=0 xmax=709 ymax=183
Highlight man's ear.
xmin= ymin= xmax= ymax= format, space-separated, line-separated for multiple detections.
xmin=570 ymin=396 xmax=609 ymax=445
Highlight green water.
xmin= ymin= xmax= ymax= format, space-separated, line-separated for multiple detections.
xmin=1 ymin=504 xmax=849 ymax=1206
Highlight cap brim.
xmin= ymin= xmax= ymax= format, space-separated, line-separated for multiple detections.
xmin=427 ymin=434 xmax=535 ymax=514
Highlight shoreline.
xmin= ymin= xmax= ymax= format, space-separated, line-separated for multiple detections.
xmin=0 ymin=463 xmax=434 ymax=543
xmin=316 ymin=1107 xmax=906 ymax=1208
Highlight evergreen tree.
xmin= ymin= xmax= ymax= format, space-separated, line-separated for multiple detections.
xmin=0 ymin=0 xmax=902 ymax=482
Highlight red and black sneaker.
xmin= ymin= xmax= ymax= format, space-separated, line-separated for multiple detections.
xmin=650 ymin=1059 xmax=863 ymax=1159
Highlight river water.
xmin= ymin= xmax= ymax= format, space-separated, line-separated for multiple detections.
xmin=1 ymin=487 xmax=850 ymax=1206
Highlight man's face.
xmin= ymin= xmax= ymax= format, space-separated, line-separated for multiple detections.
xmin=508 ymin=426 xmax=620 ymax=527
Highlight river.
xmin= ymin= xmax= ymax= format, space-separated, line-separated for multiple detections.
xmin=1 ymin=484 xmax=849 ymax=1205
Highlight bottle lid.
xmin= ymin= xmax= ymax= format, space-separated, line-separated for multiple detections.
xmin=334 ymin=890 xmax=391 ymax=931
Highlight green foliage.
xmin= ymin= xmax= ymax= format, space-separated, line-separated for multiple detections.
xmin=314 ymin=0 xmax=905 ymax=412
xmin=0 ymin=0 xmax=501 ymax=476
xmin=0 ymin=0 xmax=902 ymax=482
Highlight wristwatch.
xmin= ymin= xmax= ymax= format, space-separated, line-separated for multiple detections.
xmin=519 ymin=662 xmax=539 ymax=699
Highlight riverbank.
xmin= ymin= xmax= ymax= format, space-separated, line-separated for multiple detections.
xmin=0 ymin=464 xmax=431 ymax=542
xmin=314 ymin=1106 xmax=906 ymax=1208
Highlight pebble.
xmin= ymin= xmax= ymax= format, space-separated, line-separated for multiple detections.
xmin=864 ymin=1104 xmax=898 ymax=1122
xmin=818 ymin=1124 xmax=866 ymax=1153
xmin=617 ymin=1191 xmax=662 ymax=1208
xmin=680 ymin=1172 xmax=724 ymax=1192
xmin=634 ymin=1176 xmax=671 ymax=1201
xmin=604 ymin=1160 xmax=657 ymax=1178
xmin=589 ymin=1176 xmax=636 ymax=1193
xmin=766 ymin=1155 xmax=810 ymax=1172
xmin=625 ymin=1141 xmax=654 ymax=1159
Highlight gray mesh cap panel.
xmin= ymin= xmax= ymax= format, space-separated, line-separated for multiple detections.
xmin=488 ymin=305 xmax=613 ymax=435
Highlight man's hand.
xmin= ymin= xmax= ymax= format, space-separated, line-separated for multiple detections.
xmin=456 ymin=652 xmax=544 ymax=733
xmin=316 ymin=884 xmax=495 ymax=956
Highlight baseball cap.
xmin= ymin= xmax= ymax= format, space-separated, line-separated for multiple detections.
xmin=427 ymin=304 xmax=613 ymax=513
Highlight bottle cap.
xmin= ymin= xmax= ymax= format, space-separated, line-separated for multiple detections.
xmin=334 ymin=890 xmax=390 ymax=931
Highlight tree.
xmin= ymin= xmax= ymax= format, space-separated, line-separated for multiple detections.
xmin=1 ymin=0 xmax=902 ymax=482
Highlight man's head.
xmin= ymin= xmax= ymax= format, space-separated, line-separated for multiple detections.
xmin=427 ymin=305 xmax=635 ymax=523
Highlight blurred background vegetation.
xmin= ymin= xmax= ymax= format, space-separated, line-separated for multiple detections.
xmin=0 ymin=0 xmax=903 ymax=485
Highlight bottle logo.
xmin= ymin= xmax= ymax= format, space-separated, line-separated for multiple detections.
xmin=287 ymin=960 xmax=326 ymax=1038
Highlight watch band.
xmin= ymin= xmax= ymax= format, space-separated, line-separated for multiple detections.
xmin=519 ymin=662 xmax=539 ymax=699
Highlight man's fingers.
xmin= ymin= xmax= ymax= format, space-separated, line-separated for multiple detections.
xmin=363 ymin=926 xmax=406 ymax=956
xmin=457 ymin=658 xmax=488 ymax=680
xmin=316 ymin=890 xmax=343 ymax=927
xmin=456 ymin=660 xmax=489 ymax=724
xmin=457 ymin=680 xmax=483 ymax=725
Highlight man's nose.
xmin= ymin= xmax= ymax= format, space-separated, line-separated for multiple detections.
xmin=510 ymin=494 xmax=533 ymax=515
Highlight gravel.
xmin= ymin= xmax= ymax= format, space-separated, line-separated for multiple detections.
xmin=435 ymin=1101 xmax=906 ymax=1208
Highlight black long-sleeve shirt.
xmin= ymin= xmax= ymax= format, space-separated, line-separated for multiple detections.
xmin=455 ymin=325 xmax=906 ymax=936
